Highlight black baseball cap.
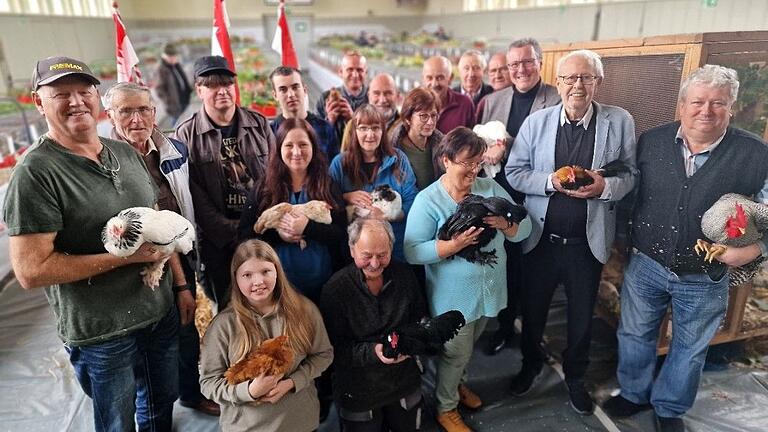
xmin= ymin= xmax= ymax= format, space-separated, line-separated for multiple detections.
xmin=32 ymin=56 xmax=100 ymax=90
xmin=193 ymin=55 xmax=236 ymax=79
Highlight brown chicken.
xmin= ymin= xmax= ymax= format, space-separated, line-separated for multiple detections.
xmin=554 ymin=160 xmax=631 ymax=190
xmin=224 ymin=335 xmax=295 ymax=385
xmin=327 ymin=87 xmax=342 ymax=103
xmin=253 ymin=200 xmax=332 ymax=234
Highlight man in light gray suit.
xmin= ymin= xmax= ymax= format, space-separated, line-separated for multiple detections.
xmin=505 ymin=49 xmax=637 ymax=416
xmin=478 ymin=37 xmax=561 ymax=357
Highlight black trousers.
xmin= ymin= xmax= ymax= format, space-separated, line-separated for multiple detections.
xmin=339 ymin=395 xmax=422 ymax=432
xmin=495 ymin=240 xmax=523 ymax=336
xmin=519 ymin=239 xmax=602 ymax=381
xmin=200 ymin=239 xmax=234 ymax=309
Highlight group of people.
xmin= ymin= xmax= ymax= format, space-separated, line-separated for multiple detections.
xmin=4 ymin=33 xmax=767 ymax=432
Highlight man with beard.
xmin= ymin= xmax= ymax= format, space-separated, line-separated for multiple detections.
xmin=368 ymin=73 xmax=400 ymax=133
xmin=422 ymin=55 xmax=475 ymax=134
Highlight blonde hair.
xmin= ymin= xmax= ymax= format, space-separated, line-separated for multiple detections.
xmin=229 ymin=239 xmax=315 ymax=363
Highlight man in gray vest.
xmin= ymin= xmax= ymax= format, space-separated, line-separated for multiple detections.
xmin=506 ymin=49 xmax=637 ymax=416
xmin=603 ymin=65 xmax=768 ymax=432
xmin=479 ymin=38 xmax=560 ymax=356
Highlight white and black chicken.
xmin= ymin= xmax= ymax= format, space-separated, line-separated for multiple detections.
xmin=102 ymin=207 xmax=196 ymax=289
xmin=695 ymin=193 xmax=768 ymax=287
xmin=346 ymin=184 xmax=403 ymax=222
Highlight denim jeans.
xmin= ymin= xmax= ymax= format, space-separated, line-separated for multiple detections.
xmin=66 ymin=306 xmax=180 ymax=432
xmin=616 ymin=250 xmax=728 ymax=418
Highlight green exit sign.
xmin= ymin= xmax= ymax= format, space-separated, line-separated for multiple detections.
xmin=702 ymin=0 xmax=718 ymax=7
xmin=295 ymin=22 xmax=307 ymax=32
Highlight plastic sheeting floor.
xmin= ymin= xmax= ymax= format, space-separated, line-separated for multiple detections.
xmin=2 ymin=278 xmax=767 ymax=432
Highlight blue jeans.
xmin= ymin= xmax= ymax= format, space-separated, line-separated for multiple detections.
xmin=616 ymin=250 xmax=728 ymax=418
xmin=66 ymin=306 xmax=180 ymax=432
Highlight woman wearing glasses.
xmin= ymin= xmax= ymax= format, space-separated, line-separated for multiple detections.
xmin=389 ymin=87 xmax=445 ymax=190
xmin=330 ymin=104 xmax=418 ymax=262
xmin=404 ymin=127 xmax=531 ymax=432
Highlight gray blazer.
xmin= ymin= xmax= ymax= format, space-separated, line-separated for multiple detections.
xmin=480 ymin=82 xmax=560 ymax=126
xmin=505 ymin=102 xmax=637 ymax=264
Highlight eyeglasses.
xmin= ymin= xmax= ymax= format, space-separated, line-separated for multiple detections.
xmin=356 ymin=125 xmax=382 ymax=134
xmin=416 ymin=112 xmax=439 ymax=123
xmin=114 ymin=107 xmax=155 ymax=119
xmin=452 ymin=159 xmax=484 ymax=170
xmin=558 ymin=75 xmax=599 ymax=85
xmin=507 ymin=59 xmax=538 ymax=70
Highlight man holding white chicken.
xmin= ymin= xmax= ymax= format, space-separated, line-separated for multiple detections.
xmin=105 ymin=82 xmax=220 ymax=417
xmin=4 ymin=56 xmax=179 ymax=431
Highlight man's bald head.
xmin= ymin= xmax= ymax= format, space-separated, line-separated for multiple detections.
xmin=368 ymin=73 xmax=399 ymax=119
xmin=422 ymin=56 xmax=453 ymax=102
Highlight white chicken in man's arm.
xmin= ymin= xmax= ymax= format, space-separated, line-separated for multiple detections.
xmin=102 ymin=207 xmax=196 ymax=289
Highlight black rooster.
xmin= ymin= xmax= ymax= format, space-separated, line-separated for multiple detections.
xmin=381 ymin=310 xmax=466 ymax=359
xmin=438 ymin=194 xmax=528 ymax=266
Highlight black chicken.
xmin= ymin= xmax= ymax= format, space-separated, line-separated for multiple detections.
xmin=381 ymin=310 xmax=466 ymax=359
xmin=438 ymin=194 xmax=528 ymax=266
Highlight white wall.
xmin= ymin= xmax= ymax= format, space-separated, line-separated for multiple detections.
xmin=0 ymin=14 xmax=113 ymax=89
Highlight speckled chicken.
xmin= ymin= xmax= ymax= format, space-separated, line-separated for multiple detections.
xmin=438 ymin=194 xmax=527 ymax=266
xmin=102 ymin=207 xmax=195 ymax=289
xmin=696 ymin=193 xmax=768 ymax=286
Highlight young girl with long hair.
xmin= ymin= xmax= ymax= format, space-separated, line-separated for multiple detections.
xmin=200 ymin=239 xmax=333 ymax=432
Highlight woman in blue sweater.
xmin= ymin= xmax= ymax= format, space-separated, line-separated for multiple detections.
xmin=238 ymin=118 xmax=348 ymax=304
xmin=404 ymin=127 xmax=531 ymax=432
xmin=330 ymin=104 xmax=418 ymax=262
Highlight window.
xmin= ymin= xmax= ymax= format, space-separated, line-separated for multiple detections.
xmin=464 ymin=0 xmax=636 ymax=11
xmin=0 ymin=0 xmax=111 ymax=16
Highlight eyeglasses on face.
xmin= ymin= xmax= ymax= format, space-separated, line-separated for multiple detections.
xmin=114 ymin=107 xmax=155 ymax=119
xmin=416 ymin=112 xmax=439 ymax=123
xmin=452 ymin=159 xmax=484 ymax=170
xmin=507 ymin=59 xmax=537 ymax=70
xmin=558 ymin=75 xmax=598 ymax=85
xmin=356 ymin=125 xmax=382 ymax=134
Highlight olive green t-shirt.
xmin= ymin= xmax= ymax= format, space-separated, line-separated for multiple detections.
xmin=3 ymin=135 xmax=173 ymax=346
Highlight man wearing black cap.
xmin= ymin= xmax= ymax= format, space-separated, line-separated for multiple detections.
xmin=4 ymin=56 xmax=180 ymax=431
xmin=155 ymin=43 xmax=191 ymax=127
xmin=174 ymin=55 xmax=275 ymax=308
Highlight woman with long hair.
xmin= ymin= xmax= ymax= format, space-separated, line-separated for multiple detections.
xmin=238 ymin=118 xmax=347 ymax=304
xmin=330 ymin=104 xmax=418 ymax=261
xmin=389 ymin=87 xmax=444 ymax=190
xmin=200 ymin=239 xmax=333 ymax=432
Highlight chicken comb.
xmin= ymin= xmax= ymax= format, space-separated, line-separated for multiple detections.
xmin=725 ymin=203 xmax=747 ymax=239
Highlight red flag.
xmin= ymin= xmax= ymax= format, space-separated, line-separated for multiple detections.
xmin=271 ymin=0 xmax=299 ymax=68
xmin=211 ymin=0 xmax=239 ymax=104
xmin=112 ymin=1 xmax=144 ymax=85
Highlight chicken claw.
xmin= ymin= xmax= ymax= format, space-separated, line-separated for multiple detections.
xmin=694 ymin=239 xmax=711 ymax=257
xmin=704 ymin=244 xmax=727 ymax=263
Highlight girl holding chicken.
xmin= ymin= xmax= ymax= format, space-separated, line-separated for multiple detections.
xmin=199 ymin=239 xmax=332 ymax=432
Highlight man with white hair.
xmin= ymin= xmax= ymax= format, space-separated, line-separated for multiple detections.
xmin=104 ymin=82 xmax=220 ymax=416
xmin=453 ymin=50 xmax=493 ymax=106
xmin=422 ymin=55 xmax=475 ymax=134
xmin=506 ymin=49 xmax=637 ymax=415
xmin=603 ymin=65 xmax=768 ymax=432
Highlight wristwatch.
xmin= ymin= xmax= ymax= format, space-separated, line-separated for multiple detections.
xmin=172 ymin=283 xmax=190 ymax=293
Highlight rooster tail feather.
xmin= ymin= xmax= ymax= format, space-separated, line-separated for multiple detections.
xmin=596 ymin=160 xmax=631 ymax=177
